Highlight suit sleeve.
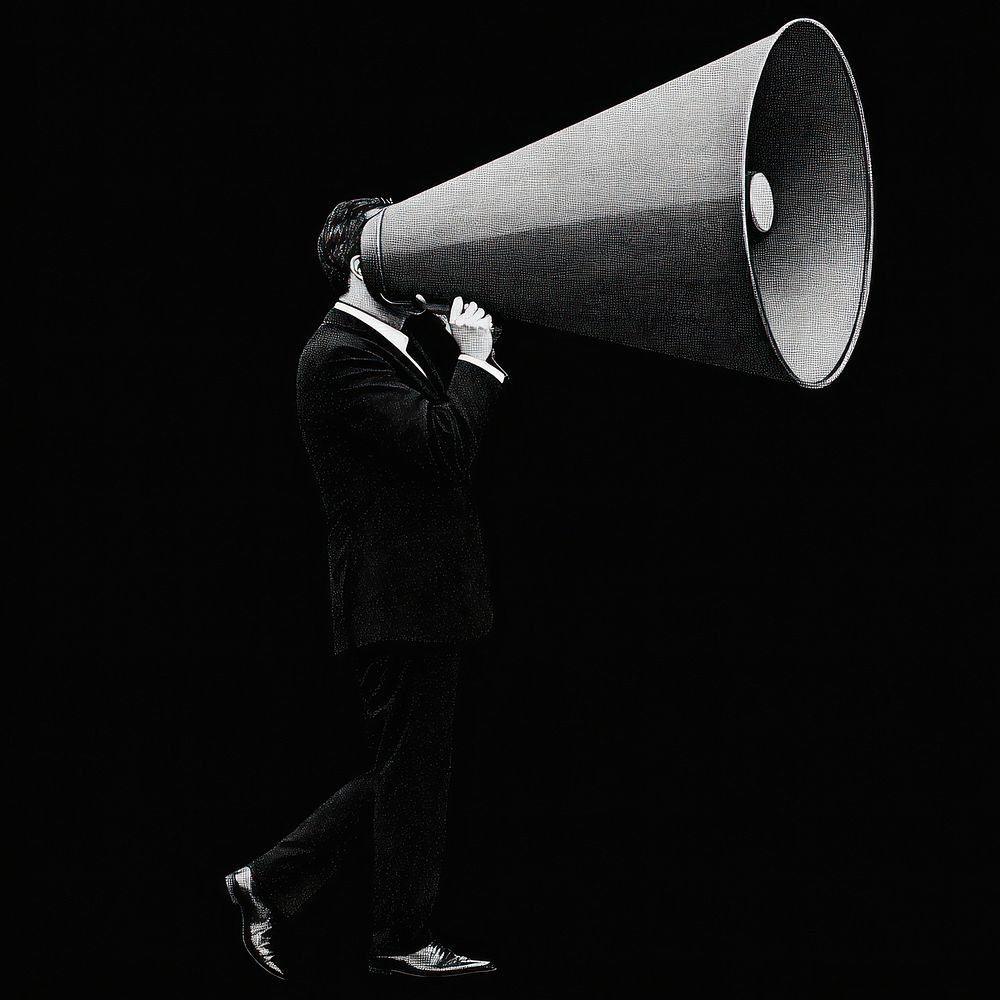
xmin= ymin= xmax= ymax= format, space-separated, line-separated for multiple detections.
xmin=458 ymin=354 xmax=506 ymax=382
xmin=314 ymin=343 xmax=503 ymax=481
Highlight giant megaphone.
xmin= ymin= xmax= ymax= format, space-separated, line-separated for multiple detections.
xmin=361 ymin=18 xmax=873 ymax=388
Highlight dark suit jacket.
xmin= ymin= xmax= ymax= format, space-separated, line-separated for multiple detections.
xmin=297 ymin=305 xmax=504 ymax=655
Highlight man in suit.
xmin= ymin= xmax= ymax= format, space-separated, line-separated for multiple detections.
xmin=225 ymin=197 xmax=505 ymax=979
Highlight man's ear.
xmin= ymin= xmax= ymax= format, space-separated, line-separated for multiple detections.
xmin=349 ymin=255 xmax=363 ymax=281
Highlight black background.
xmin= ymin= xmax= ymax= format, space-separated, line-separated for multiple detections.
xmin=37 ymin=2 xmax=983 ymax=994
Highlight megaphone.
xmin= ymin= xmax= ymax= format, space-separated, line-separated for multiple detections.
xmin=361 ymin=18 xmax=873 ymax=388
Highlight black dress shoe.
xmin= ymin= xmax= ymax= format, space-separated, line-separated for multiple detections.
xmin=225 ymin=866 xmax=286 ymax=980
xmin=369 ymin=940 xmax=496 ymax=977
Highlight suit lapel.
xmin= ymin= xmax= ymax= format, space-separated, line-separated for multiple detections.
xmin=404 ymin=332 xmax=446 ymax=397
xmin=321 ymin=307 xmax=442 ymax=397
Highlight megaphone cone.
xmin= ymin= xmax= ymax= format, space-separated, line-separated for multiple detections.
xmin=361 ymin=19 xmax=873 ymax=387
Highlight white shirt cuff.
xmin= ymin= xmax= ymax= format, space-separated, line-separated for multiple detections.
xmin=458 ymin=354 xmax=506 ymax=383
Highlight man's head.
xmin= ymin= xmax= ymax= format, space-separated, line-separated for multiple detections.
xmin=317 ymin=197 xmax=392 ymax=296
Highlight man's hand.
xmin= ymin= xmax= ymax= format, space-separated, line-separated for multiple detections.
xmin=438 ymin=297 xmax=494 ymax=360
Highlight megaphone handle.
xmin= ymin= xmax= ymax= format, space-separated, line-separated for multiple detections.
xmin=414 ymin=294 xmax=503 ymax=342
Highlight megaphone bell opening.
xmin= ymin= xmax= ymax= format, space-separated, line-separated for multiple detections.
xmin=744 ymin=19 xmax=873 ymax=387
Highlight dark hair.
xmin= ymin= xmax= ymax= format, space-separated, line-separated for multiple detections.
xmin=317 ymin=196 xmax=392 ymax=295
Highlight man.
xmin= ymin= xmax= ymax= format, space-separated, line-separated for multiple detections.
xmin=225 ymin=197 xmax=505 ymax=979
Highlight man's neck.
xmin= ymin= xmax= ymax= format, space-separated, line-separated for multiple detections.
xmin=337 ymin=284 xmax=407 ymax=331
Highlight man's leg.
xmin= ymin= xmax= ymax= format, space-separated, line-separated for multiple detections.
xmin=356 ymin=641 xmax=462 ymax=956
xmin=245 ymin=639 xmax=461 ymax=941
xmin=249 ymin=770 xmax=374 ymax=917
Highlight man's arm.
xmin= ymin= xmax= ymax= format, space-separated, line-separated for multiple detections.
xmin=314 ymin=341 xmax=502 ymax=482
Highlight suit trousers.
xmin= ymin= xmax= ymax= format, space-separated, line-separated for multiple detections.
xmin=250 ymin=640 xmax=462 ymax=954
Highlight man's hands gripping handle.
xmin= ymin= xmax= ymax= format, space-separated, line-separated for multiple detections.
xmin=415 ymin=295 xmax=502 ymax=359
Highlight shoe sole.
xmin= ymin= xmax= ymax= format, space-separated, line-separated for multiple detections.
xmin=226 ymin=872 xmax=287 ymax=981
xmin=368 ymin=964 xmax=497 ymax=977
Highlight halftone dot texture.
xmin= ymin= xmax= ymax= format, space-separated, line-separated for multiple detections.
xmin=360 ymin=19 xmax=872 ymax=388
